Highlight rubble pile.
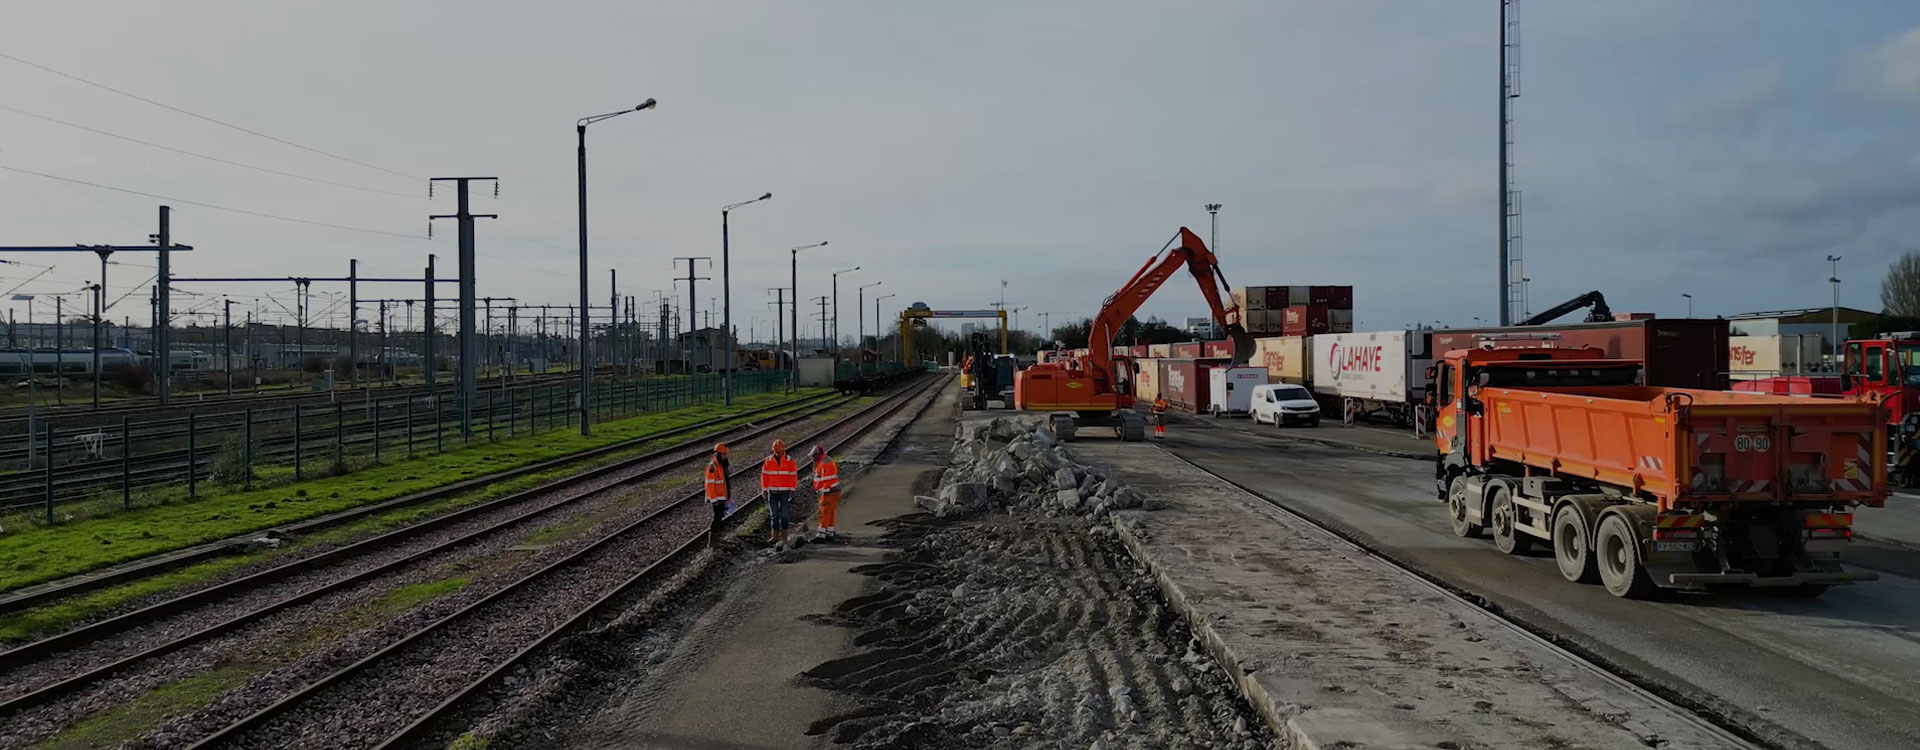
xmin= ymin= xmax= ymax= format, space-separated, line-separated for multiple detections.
xmin=916 ymin=417 xmax=1162 ymax=521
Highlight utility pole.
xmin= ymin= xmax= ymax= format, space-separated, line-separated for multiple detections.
xmin=609 ymin=268 xmax=618 ymax=379
xmin=429 ymin=176 xmax=497 ymax=440
xmin=155 ymin=207 xmax=174 ymax=403
xmin=424 ymin=254 xmax=437 ymax=386
xmin=769 ymin=288 xmax=787 ymax=372
xmin=674 ymin=257 xmax=712 ymax=379
xmin=815 ymin=295 xmax=830 ymax=363
xmin=223 ymin=298 xmax=234 ymax=396
xmin=348 ymin=258 xmax=359 ymax=390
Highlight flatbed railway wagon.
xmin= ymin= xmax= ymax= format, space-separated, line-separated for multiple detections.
xmin=1432 ymin=346 xmax=1885 ymax=598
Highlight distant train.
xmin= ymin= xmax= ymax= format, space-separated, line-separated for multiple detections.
xmin=0 ymin=348 xmax=211 ymax=378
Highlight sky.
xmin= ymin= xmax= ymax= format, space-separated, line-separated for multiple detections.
xmin=4 ymin=1 xmax=1920 ymax=343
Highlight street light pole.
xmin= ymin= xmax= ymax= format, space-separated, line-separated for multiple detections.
xmin=1827 ymin=255 xmax=1844 ymax=354
xmin=721 ymin=192 xmax=770 ymax=406
xmin=1682 ymin=293 xmax=1693 ymax=318
xmin=1205 ymin=203 xmax=1222 ymax=251
xmin=831 ymin=266 xmax=859 ymax=369
xmin=575 ymin=97 xmax=657 ymax=437
xmin=857 ymin=281 xmax=881 ymax=375
xmin=788 ymin=241 xmax=827 ymax=392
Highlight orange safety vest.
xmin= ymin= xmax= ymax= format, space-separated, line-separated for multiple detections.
xmin=760 ymin=453 xmax=798 ymax=491
xmin=703 ymin=456 xmax=728 ymax=503
xmin=812 ymin=456 xmax=840 ymax=493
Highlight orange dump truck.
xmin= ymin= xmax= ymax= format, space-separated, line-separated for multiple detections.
xmin=1431 ymin=347 xmax=1884 ymax=598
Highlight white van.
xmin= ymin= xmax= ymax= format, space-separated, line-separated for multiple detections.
xmin=1249 ymin=383 xmax=1321 ymax=427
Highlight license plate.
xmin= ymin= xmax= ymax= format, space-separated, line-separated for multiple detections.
xmin=1654 ymin=541 xmax=1698 ymax=553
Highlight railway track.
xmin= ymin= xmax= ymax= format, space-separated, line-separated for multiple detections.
xmin=0 ymin=377 xmax=719 ymax=512
xmin=0 ymin=374 xmax=938 ymax=749
xmin=0 ymin=388 xmax=835 ymax=616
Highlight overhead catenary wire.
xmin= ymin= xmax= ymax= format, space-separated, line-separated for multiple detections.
xmin=0 ymin=51 xmax=421 ymax=183
xmin=0 ymin=104 xmax=426 ymax=200
xmin=0 ymin=164 xmax=427 ymax=240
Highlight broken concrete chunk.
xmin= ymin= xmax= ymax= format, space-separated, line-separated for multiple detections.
xmin=1053 ymin=467 xmax=1078 ymax=491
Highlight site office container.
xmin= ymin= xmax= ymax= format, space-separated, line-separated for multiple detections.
xmin=1429 ymin=319 xmax=1729 ymax=390
xmin=1250 ymin=336 xmax=1310 ymax=383
xmin=1282 ymin=304 xmax=1331 ymax=336
xmin=1203 ymin=340 xmax=1235 ymax=359
xmin=1310 ymin=330 xmax=1430 ymax=425
xmin=1133 ymin=357 xmax=1163 ymax=401
xmin=1729 ymin=334 xmax=1825 ymax=378
xmin=1170 ymin=342 xmax=1204 ymax=359
xmin=1434 ymin=346 xmax=1885 ymax=597
xmin=1148 ymin=343 xmax=1172 ymax=358
xmin=1207 ymin=366 xmax=1270 ymax=416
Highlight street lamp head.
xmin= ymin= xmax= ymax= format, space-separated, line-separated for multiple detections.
xmin=1206 ymin=203 xmax=1222 ymax=212
xmin=636 ymin=98 xmax=658 ymax=111
xmin=759 ymin=192 xmax=772 ymax=201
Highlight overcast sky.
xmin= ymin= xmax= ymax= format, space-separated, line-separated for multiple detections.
xmin=5 ymin=1 xmax=1920 ymax=342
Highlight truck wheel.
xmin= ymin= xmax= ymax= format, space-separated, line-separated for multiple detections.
xmin=1490 ymin=487 xmax=1532 ymax=555
xmin=1552 ymin=505 xmax=1599 ymax=584
xmin=1596 ymin=514 xmax=1657 ymax=599
xmin=1447 ymin=477 xmax=1483 ymax=538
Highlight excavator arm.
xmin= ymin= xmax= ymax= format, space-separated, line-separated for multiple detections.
xmin=1084 ymin=227 xmax=1254 ymax=396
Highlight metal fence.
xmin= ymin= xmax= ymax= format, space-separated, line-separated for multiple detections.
xmin=3 ymin=370 xmax=791 ymax=519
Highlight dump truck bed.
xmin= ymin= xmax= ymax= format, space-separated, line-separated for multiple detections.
xmin=1477 ymin=384 xmax=1887 ymax=509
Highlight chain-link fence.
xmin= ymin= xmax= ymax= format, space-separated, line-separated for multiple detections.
xmin=3 ymin=370 xmax=790 ymax=520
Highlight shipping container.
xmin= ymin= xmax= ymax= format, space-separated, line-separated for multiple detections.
xmin=1133 ymin=357 xmax=1163 ymax=401
xmin=1429 ymin=319 xmax=1730 ymax=390
xmin=1171 ymin=342 xmax=1204 ymax=359
xmin=1128 ymin=345 xmax=1149 ymax=359
xmin=1250 ymin=336 xmax=1310 ymax=383
xmin=1613 ymin=313 xmax=1656 ymax=321
xmin=1148 ymin=343 xmax=1172 ymax=358
xmin=1282 ymin=304 xmax=1332 ymax=336
xmin=1287 ymin=285 xmax=1310 ymax=302
xmin=1233 ymin=286 xmax=1291 ymax=312
xmin=1730 ymin=376 xmax=1843 ymax=396
xmin=1207 ymin=366 xmax=1270 ymax=416
xmin=1203 ymin=339 xmax=1235 ymax=359
xmin=1308 ymin=285 xmax=1354 ymax=309
xmin=1244 ymin=309 xmax=1286 ymax=335
xmin=1329 ymin=309 xmax=1354 ymax=333
xmin=1728 ymin=334 xmax=1825 ymax=378
xmin=1159 ymin=359 xmax=1217 ymax=414
xmin=1311 ymin=330 xmax=1431 ymax=423
xmin=1112 ymin=346 xmax=1129 ymax=357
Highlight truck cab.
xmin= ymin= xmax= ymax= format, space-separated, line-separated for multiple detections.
xmin=1841 ymin=335 xmax=1920 ymax=431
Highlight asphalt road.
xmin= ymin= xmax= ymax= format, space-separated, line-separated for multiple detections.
xmin=1156 ymin=415 xmax=1920 ymax=750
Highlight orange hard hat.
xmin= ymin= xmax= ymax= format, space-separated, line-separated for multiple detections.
xmin=713 ymin=443 xmax=729 ymax=455
xmin=771 ymin=439 xmax=787 ymax=453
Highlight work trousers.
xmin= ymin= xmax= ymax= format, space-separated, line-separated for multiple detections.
xmin=766 ymin=490 xmax=793 ymax=531
xmin=818 ymin=490 xmax=841 ymax=529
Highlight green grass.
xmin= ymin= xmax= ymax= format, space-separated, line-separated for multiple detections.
xmin=376 ymin=576 xmax=470 ymax=614
xmin=0 ymin=554 xmax=261 ymax=642
xmin=0 ymin=389 xmax=822 ymax=595
xmin=32 ymin=664 xmax=253 ymax=750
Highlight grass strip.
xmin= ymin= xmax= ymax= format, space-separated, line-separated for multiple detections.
xmin=0 ymin=389 xmax=820 ymax=595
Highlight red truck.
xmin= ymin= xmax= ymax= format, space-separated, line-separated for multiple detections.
xmin=1431 ymin=347 xmax=1883 ymax=598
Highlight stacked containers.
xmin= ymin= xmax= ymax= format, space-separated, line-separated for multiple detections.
xmin=1171 ymin=342 xmax=1204 ymax=359
xmin=1241 ymin=285 xmax=1353 ymax=336
xmin=1233 ymin=286 xmax=1289 ymax=335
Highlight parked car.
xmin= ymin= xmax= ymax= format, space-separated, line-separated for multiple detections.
xmin=1250 ymin=383 xmax=1321 ymax=427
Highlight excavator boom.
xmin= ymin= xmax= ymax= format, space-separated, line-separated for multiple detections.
xmin=1014 ymin=227 xmax=1253 ymax=435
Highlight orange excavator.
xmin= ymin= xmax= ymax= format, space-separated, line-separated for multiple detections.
xmin=1013 ymin=227 xmax=1254 ymax=441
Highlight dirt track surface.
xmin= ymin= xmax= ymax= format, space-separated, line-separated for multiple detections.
xmin=802 ymin=512 xmax=1272 ymax=750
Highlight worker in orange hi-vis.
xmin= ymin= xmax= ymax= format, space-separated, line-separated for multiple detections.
xmin=1151 ymin=396 xmax=1169 ymax=439
xmin=759 ymin=439 xmax=799 ymax=548
xmin=703 ymin=443 xmax=730 ymax=548
xmin=809 ymin=445 xmax=842 ymax=541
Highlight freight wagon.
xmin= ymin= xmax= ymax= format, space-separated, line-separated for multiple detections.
xmin=1429 ymin=319 xmax=1729 ymax=389
xmin=1310 ymin=330 xmax=1430 ymax=425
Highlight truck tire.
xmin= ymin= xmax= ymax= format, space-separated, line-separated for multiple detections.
xmin=1447 ymin=477 xmax=1484 ymax=538
xmin=1552 ymin=504 xmax=1599 ymax=584
xmin=1596 ymin=514 xmax=1657 ymax=599
xmin=1490 ymin=487 xmax=1532 ymax=555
